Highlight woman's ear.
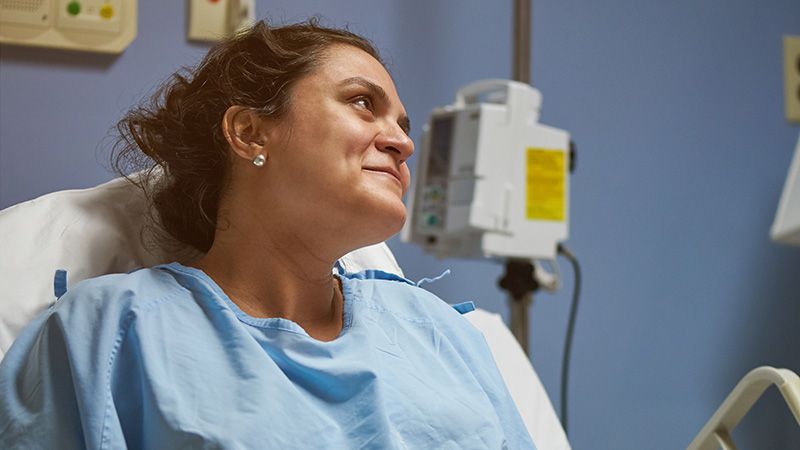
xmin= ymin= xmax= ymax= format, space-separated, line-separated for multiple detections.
xmin=222 ymin=106 xmax=269 ymax=161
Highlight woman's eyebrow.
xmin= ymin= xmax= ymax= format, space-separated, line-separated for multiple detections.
xmin=339 ymin=77 xmax=387 ymax=100
xmin=340 ymin=77 xmax=411 ymax=135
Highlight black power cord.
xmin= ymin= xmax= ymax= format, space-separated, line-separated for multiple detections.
xmin=557 ymin=244 xmax=581 ymax=436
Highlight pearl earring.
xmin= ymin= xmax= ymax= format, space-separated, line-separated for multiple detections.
xmin=253 ymin=154 xmax=266 ymax=167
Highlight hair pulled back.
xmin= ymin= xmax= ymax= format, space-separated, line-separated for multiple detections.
xmin=113 ymin=18 xmax=383 ymax=254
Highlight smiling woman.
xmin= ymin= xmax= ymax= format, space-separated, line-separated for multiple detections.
xmin=0 ymin=19 xmax=536 ymax=449
xmin=220 ymin=45 xmax=415 ymax=263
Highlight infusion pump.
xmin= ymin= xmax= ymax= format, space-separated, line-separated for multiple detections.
xmin=402 ymin=79 xmax=571 ymax=261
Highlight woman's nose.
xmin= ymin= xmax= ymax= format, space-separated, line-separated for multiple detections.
xmin=378 ymin=122 xmax=415 ymax=162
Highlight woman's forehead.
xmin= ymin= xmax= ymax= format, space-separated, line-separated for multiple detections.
xmin=314 ymin=45 xmax=395 ymax=90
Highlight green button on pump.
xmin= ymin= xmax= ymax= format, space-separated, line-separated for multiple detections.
xmin=67 ymin=1 xmax=81 ymax=16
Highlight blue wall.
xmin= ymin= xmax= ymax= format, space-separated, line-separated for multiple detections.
xmin=2 ymin=1 xmax=799 ymax=448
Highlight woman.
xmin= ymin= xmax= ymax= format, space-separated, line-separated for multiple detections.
xmin=0 ymin=19 xmax=536 ymax=449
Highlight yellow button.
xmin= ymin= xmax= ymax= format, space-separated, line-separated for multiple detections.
xmin=99 ymin=3 xmax=114 ymax=19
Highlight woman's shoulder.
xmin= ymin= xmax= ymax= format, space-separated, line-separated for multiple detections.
xmin=60 ymin=263 xmax=185 ymax=303
xmin=4 ymin=264 xmax=216 ymax=370
xmin=341 ymin=269 xmax=471 ymax=325
xmin=49 ymin=263 xmax=208 ymax=325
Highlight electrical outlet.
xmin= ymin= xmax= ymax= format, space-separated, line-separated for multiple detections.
xmin=785 ymin=35 xmax=800 ymax=123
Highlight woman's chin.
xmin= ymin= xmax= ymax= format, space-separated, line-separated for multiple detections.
xmin=353 ymin=201 xmax=407 ymax=246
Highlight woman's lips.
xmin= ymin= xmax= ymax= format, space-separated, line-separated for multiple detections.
xmin=363 ymin=167 xmax=402 ymax=186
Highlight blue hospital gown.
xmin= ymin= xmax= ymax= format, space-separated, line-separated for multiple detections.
xmin=0 ymin=263 xmax=536 ymax=449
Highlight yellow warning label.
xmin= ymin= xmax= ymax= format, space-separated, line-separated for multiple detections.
xmin=526 ymin=148 xmax=565 ymax=221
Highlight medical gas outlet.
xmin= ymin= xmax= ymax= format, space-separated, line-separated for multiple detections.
xmin=0 ymin=0 xmax=137 ymax=53
xmin=403 ymin=79 xmax=571 ymax=261
xmin=187 ymin=0 xmax=256 ymax=42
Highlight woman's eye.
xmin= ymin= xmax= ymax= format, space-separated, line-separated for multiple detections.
xmin=353 ymin=96 xmax=373 ymax=111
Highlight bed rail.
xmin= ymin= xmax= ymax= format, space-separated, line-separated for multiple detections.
xmin=686 ymin=366 xmax=800 ymax=450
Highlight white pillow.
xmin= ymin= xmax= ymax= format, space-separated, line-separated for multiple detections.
xmin=0 ymin=176 xmax=157 ymax=357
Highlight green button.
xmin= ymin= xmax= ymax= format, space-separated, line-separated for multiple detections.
xmin=67 ymin=1 xmax=81 ymax=15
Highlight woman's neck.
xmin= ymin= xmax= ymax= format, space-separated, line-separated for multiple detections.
xmin=193 ymin=222 xmax=345 ymax=342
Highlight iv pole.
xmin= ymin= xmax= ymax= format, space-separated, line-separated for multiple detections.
xmin=501 ymin=0 xmax=537 ymax=356
xmin=512 ymin=0 xmax=531 ymax=85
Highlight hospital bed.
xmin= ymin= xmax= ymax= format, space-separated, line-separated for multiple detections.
xmin=0 ymin=175 xmax=570 ymax=450
xmin=1 ymin=177 xmax=798 ymax=450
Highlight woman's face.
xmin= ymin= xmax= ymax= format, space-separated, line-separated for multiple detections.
xmin=262 ymin=44 xmax=414 ymax=250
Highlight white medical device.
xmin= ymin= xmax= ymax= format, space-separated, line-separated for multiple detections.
xmin=0 ymin=0 xmax=137 ymax=54
xmin=403 ymin=79 xmax=571 ymax=261
xmin=770 ymin=132 xmax=800 ymax=246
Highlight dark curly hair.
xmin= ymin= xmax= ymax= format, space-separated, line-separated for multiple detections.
xmin=113 ymin=18 xmax=383 ymax=254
